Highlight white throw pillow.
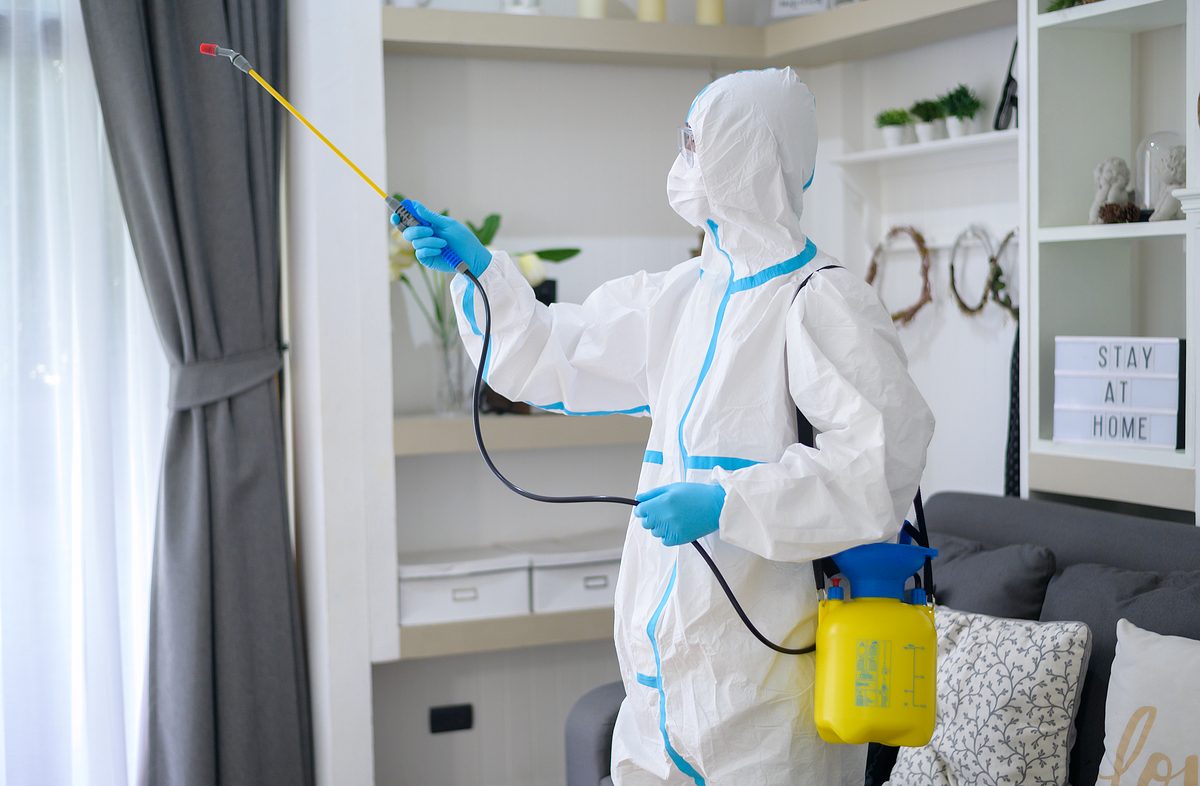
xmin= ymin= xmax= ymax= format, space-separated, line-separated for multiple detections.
xmin=888 ymin=607 xmax=1091 ymax=786
xmin=1096 ymin=619 xmax=1200 ymax=783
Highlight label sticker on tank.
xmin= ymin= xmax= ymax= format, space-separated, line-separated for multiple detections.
xmin=855 ymin=640 xmax=891 ymax=708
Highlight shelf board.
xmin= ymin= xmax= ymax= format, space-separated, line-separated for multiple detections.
xmin=394 ymin=413 xmax=651 ymax=457
xmin=396 ymin=607 xmax=614 ymax=660
xmin=830 ymin=128 xmax=1017 ymax=168
xmin=1029 ymin=442 xmax=1194 ymax=510
xmin=381 ymin=7 xmax=761 ymax=67
xmin=1037 ymin=0 xmax=1184 ymax=33
xmin=763 ymin=0 xmax=1016 ymax=67
xmin=382 ymin=0 xmax=1016 ymax=69
xmin=1037 ymin=220 xmax=1188 ymax=243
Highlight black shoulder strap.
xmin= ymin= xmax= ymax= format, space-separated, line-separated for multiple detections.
xmin=793 ymin=265 xmax=934 ymax=600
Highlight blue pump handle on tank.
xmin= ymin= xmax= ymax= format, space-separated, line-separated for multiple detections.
xmin=831 ymin=543 xmax=938 ymax=602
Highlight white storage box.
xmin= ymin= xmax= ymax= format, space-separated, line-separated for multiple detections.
xmin=1054 ymin=372 xmax=1181 ymax=410
xmin=1054 ymin=336 xmax=1181 ymax=375
xmin=1053 ymin=407 xmax=1180 ymax=449
xmin=398 ymin=547 xmax=531 ymax=626
xmin=505 ymin=529 xmax=624 ymax=614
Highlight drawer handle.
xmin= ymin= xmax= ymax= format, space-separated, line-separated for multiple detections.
xmin=451 ymin=587 xmax=479 ymax=602
xmin=583 ymin=575 xmax=609 ymax=590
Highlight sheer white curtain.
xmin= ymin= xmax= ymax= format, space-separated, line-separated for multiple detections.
xmin=0 ymin=1 xmax=167 ymax=784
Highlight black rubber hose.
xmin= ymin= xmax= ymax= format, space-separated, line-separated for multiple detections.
xmin=459 ymin=268 xmax=814 ymax=656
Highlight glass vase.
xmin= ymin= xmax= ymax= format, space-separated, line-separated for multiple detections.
xmin=1135 ymin=131 xmax=1184 ymax=210
xmin=434 ymin=337 xmax=471 ymax=416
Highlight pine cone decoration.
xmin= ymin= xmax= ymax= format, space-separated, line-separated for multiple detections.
xmin=1098 ymin=202 xmax=1141 ymax=224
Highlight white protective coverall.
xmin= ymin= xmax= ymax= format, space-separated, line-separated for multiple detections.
xmin=450 ymin=67 xmax=935 ymax=785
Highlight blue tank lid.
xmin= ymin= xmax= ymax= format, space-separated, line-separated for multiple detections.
xmin=831 ymin=542 xmax=937 ymax=601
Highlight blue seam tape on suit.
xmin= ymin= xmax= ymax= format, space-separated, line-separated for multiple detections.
xmin=643 ymin=450 xmax=664 ymax=464
xmin=684 ymin=455 xmax=761 ymax=471
xmin=677 ymin=220 xmax=737 ymax=483
xmin=636 ymin=672 xmax=660 ymax=689
xmin=646 ymin=564 xmax=705 ymax=786
xmin=538 ymin=402 xmax=650 ymax=417
xmin=729 ymin=238 xmax=816 ymax=292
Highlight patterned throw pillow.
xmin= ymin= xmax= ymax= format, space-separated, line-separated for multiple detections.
xmin=888 ymin=607 xmax=1092 ymax=786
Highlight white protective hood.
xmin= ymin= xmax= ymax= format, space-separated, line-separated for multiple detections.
xmin=667 ymin=68 xmax=817 ymax=273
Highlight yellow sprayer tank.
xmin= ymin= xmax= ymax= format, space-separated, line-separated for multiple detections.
xmin=813 ymin=542 xmax=938 ymax=747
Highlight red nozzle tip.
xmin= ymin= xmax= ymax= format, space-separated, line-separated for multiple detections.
xmin=199 ymin=43 xmax=217 ymax=56
xmin=831 ymin=578 xmax=841 ymax=587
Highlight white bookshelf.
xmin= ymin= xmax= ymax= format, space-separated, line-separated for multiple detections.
xmin=1021 ymin=0 xmax=1197 ymax=511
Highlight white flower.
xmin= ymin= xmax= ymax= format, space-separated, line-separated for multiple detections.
xmin=516 ymin=252 xmax=547 ymax=287
xmin=389 ymin=226 xmax=416 ymax=281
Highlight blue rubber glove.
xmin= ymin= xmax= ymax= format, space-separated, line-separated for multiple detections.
xmin=395 ymin=199 xmax=492 ymax=277
xmin=635 ymin=482 xmax=726 ymax=547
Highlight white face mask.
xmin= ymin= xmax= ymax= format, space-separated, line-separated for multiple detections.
xmin=666 ymin=151 xmax=711 ymax=230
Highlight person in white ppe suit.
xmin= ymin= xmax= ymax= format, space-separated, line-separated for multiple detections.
xmin=402 ymin=67 xmax=935 ymax=785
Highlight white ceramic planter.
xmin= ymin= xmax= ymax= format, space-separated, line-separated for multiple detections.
xmin=914 ymin=119 xmax=945 ymax=144
xmin=946 ymin=116 xmax=977 ymax=138
xmin=881 ymin=125 xmax=908 ymax=148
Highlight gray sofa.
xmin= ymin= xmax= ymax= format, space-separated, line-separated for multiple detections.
xmin=565 ymin=491 xmax=1200 ymax=786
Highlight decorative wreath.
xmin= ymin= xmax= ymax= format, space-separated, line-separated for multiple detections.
xmin=948 ymin=225 xmax=995 ymax=315
xmin=988 ymin=229 xmax=1019 ymax=319
xmin=866 ymin=226 xmax=933 ymax=325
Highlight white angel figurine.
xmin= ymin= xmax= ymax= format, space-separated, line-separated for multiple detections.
xmin=1090 ymin=157 xmax=1131 ymax=225
xmin=1149 ymin=145 xmax=1186 ymax=222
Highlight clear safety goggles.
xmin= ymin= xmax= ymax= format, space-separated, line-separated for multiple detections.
xmin=678 ymin=124 xmax=696 ymax=166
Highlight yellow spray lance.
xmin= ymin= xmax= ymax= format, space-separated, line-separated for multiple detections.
xmin=198 ymin=42 xmax=450 ymax=258
xmin=200 ymin=43 xmax=939 ymax=748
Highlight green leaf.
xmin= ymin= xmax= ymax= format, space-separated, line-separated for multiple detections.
xmin=533 ymin=248 xmax=581 ymax=263
xmin=473 ymin=214 xmax=502 ymax=246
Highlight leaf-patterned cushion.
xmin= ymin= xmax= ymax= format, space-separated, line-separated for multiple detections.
xmin=888 ymin=607 xmax=1092 ymax=786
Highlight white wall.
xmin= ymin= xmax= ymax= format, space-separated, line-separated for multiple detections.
xmin=379 ymin=23 xmax=1019 ymax=786
xmin=373 ymin=642 xmax=621 ymax=786
xmin=802 ymin=25 xmax=1021 ymax=498
xmin=288 ymin=0 xmax=395 ymax=782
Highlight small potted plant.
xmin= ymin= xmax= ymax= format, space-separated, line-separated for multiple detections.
xmin=875 ymin=108 xmax=912 ymax=148
xmin=939 ymin=84 xmax=983 ymax=138
xmin=909 ymin=99 xmax=946 ymax=144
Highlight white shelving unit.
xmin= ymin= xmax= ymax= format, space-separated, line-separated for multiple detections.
xmin=1022 ymin=0 xmax=1197 ymax=511
xmin=382 ymin=0 xmax=1016 ymax=68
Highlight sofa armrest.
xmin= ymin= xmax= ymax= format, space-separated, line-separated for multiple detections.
xmin=565 ymin=681 xmax=625 ymax=786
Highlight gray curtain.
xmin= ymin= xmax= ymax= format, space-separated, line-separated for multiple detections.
xmin=80 ymin=2 xmax=313 ymax=784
